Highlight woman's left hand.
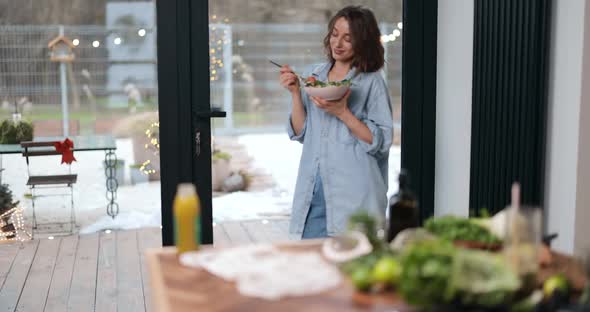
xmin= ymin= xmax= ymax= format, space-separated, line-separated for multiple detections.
xmin=310 ymin=89 xmax=351 ymax=119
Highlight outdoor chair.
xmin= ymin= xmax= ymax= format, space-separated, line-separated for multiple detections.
xmin=21 ymin=141 xmax=77 ymax=236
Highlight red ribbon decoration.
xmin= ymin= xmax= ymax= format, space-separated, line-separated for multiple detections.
xmin=53 ymin=138 xmax=76 ymax=164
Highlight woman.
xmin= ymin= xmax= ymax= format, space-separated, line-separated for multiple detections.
xmin=279 ymin=6 xmax=394 ymax=239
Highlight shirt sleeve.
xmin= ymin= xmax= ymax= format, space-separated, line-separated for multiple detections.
xmin=287 ymin=87 xmax=308 ymax=143
xmin=357 ymin=74 xmax=394 ymax=157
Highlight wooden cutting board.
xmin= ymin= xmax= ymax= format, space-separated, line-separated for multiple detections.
xmin=146 ymin=242 xmax=413 ymax=312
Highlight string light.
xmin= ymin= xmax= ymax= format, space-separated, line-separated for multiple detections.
xmin=209 ymin=15 xmax=230 ymax=81
xmin=0 ymin=207 xmax=31 ymax=242
xmin=140 ymin=159 xmax=156 ymax=175
xmin=381 ymin=23 xmax=403 ymax=44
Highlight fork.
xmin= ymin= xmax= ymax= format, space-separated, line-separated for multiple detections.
xmin=269 ymin=60 xmax=306 ymax=82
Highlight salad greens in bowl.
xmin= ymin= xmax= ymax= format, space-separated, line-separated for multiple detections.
xmin=303 ymin=76 xmax=351 ymax=101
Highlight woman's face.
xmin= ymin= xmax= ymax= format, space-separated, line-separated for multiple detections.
xmin=329 ymin=17 xmax=354 ymax=63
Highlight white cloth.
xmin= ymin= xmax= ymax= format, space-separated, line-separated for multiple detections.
xmin=179 ymin=244 xmax=342 ymax=300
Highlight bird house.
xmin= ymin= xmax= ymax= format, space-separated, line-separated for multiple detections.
xmin=48 ymin=35 xmax=75 ymax=62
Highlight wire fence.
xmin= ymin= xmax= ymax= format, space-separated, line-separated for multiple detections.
xmin=0 ymin=23 xmax=401 ymax=135
xmin=0 ymin=25 xmax=157 ymax=108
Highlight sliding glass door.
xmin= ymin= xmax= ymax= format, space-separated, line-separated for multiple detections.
xmin=157 ymin=0 xmax=438 ymax=245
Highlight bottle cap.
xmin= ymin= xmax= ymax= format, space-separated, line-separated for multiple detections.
xmin=176 ymin=183 xmax=197 ymax=198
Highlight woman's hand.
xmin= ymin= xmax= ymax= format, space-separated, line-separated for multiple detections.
xmin=279 ymin=65 xmax=300 ymax=94
xmin=310 ymin=89 xmax=352 ymax=119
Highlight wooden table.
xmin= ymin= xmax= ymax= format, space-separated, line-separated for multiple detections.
xmin=146 ymin=242 xmax=413 ymax=312
xmin=146 ymin=241 xmax=589 ymax=312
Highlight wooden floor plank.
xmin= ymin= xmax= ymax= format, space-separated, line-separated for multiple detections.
xmin=213 ymin=224 xmax=232 ymax=247
xmin=273 ymin=220 xmax=291 ymax=239
xmin=240 ymin=220 xmax=269 ymax=243
xmin=95 ymin=231 xmax=117 ymax=312
xmin=0 ymin=243 xmax=20 ymax=292
xmin=67 ymin=233 xmax=99 ymax=312
xmin=137 ymin=227 xmax=161 ymax=312
xmin=221 ymin=222 xmax=253 ymax=245
xmin=116 ymin=230 xmax=144 ymax=312
xmin=16 ymin=238 xmax=60 ymax=312
xmin=264 ymin=220 xmax=290 ymax=242
xmin=0 ymin=240 xmax=39 ymax=312
xmin=44 ymin=235 xmax=78 ymax=312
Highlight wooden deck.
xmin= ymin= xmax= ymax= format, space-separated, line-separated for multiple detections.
xmin=0 ymin=219 xmax=290 ymax=312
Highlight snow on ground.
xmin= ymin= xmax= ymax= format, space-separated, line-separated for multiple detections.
xmin=0 ymin=133 xmax=401 ymax=234
xmin=215 ymin=133 xmax=401 ymax=222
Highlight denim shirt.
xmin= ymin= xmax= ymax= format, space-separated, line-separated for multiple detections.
xmin=287 ymin=62 xmax=394 ymax=239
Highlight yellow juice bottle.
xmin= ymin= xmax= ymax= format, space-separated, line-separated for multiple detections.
xmin=173 ymin=183 xmax=200 ymax=254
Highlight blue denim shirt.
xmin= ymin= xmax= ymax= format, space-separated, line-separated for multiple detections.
xmin=287 ymin=62 xmax=394 ymax=239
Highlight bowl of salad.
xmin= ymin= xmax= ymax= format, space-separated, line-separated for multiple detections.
xmin=303 ymin=76 xmax=351 ymax=101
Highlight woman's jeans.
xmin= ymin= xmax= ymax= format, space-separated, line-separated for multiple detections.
xmin=302 ymin=172 xmax=327 ymax=239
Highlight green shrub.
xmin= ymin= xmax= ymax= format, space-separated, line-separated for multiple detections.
xmin=0 ymin=120 xmax=33 ymax=144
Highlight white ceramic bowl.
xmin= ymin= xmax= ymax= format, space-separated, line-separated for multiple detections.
xmin=304 ymin=85 xmax=350 ymax=101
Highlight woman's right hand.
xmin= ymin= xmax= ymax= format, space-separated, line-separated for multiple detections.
xmin=279 ymin=65 xmax=300 ymax=94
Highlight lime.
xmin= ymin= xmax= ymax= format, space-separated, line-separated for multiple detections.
xmin=350 ymin=266 xmax=373 ymax=291
xmin=543 ymin=274 xmax=569 ymax=297
xmin=372 ymin=256 xmax=402 ymax=285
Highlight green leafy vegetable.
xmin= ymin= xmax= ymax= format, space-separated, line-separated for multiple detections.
xmin=304 ymin=78 xmax=351 ymax=88
xmin=347 ymin=210 xmax=384 ymax=250
xmin=398 ymin=240 xmax=520 ymax=309
xmin=449 ymin=249 xmax=521 ymax=307
xmin=398 ymin=240 xmax=456 ymax=307
xmin=425 ymin=216 xmax=502 ymax=245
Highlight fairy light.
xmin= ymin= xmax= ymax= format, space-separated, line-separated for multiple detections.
xmin=209 ymin=15 xmax=230 ymax=81
xmin=0 ymin=207 xmax=31 ymax=242
xmin=140 ymin=159 xmax=156 ymax=175
xmin=381 ymin=24 xmax=403 ymax=44
xmin=138 ymin=122 xmax=160 ymax=176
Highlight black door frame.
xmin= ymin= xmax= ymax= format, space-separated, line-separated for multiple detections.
xmin=157 ymin=0 xmax=438 ymax=245
xmin=401 ymin=0 xmax=438 ymax=223
xmin=157 ymin=0 xmax=214 ymax=245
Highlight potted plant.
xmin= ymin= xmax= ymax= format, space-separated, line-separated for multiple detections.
xmin=130 ymin=163 xmax=149 ymax=185
xmin=212 ymin=150 xmax=231 ymax=192
xmin=0 ymin=119 xmax=33 ymax=144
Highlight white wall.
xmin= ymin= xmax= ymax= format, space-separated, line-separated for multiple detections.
xmin=434 ymin=0 xmax=474 ymax=217
xmin=545 ymin=0 xmax=588 ymax=254
xmin=574 ymin=0 xmax=590 ymax=256
xmin=435 ymin=0 xmax=590 ymax=255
